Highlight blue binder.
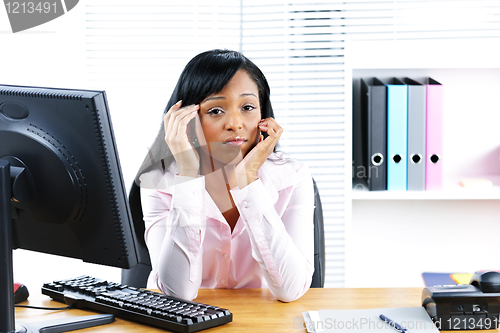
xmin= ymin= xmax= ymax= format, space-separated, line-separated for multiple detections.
xmin=386 ymin=78 xmax=408 ymax=191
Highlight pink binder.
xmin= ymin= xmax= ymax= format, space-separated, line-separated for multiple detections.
xmin=425 ymin=78 xmax=443 ymax=190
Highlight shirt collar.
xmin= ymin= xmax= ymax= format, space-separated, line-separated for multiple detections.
xmin=155 ymin=152 xmax=300 ymax=206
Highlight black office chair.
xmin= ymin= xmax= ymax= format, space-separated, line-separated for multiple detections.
xmin=310 ymin=178 xmax=325 ymax=288
xmin=122 ymin=178 xmax=325 ymax=288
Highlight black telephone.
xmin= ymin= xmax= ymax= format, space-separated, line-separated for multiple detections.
xmin=422 ymin=271 xmax=500 ymax=330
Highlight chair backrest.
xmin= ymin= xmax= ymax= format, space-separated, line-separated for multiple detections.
xmin=121 ymin=182 xmax=151 ymax=288
xmin=310 ymin=178 xmax=325 ymax=288
xmin=122 ymin=177 xmax=325 ymax=288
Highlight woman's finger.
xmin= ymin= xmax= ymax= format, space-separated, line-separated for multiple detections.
xmin=258 ymin=118 xmax=282 ymax=149
xmin=164 ymin=100 xmax=183 ymax=139
xmin=165 ymin=103 xmax=199 ymax=150
xmin=166 ymin=104 xmax=198 ymax=138
xmin=174 ymin=108 xmax=199 ymax=146
xmin=164 ymin=100 xmax=183 ymax=125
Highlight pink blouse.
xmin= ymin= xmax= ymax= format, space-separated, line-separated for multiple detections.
xmin=140 ymin=153 xmax=315 ymax=302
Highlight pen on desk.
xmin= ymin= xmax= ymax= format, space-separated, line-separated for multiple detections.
xmin=379 ymin=314 xmax=408 ymax=333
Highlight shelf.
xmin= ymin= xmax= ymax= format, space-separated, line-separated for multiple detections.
xmin=352 ymin=175 xmax=500 ymax=200
xmin=350 ymin=61 xmax=500 ymax=202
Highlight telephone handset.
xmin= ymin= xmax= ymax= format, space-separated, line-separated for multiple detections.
xmin=470 ymin=271 xmax=500 ymax=293
xmin=422 ymin=271 xmax=500 ymax=330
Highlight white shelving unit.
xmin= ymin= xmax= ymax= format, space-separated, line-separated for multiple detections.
xmin=344 ymin=39 xmax=500 ymax=288
xmin=353 ymin=175 xmax=500 ymax=200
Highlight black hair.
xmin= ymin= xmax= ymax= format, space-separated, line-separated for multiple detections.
xmin=164 ymin=49 xmax=274 ymax=121
xmin=135 ymin=49 xmax=276 ymax=185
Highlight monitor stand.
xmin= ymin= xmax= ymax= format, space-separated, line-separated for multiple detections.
xmin=0 ymin=159 xmax=115 ymax=333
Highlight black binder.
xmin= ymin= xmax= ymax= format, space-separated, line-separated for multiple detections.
xmin=361 ymin=78 xmax=387 ymax=191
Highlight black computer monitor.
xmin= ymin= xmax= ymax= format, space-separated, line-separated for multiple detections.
xmin=0 ymin=84 xmax=140 ymax=332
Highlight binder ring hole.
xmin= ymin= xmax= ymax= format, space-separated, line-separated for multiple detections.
xmin=392 ymin=154 xmax=402 ymax=164
xmin=411 ymin=154 xmax=422 ymax=164
xmin=371 ymin=153 xmax=383 ymax=166
xmin=430 ymin=154 xmax=440 ymax=164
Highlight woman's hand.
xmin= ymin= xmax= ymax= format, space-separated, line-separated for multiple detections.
xmin=164 ymin=101 xmax=201 ymax=177
xmin=235 ymin=117 xmax=283 ymax=188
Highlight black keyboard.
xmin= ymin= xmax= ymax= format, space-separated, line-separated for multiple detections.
xmin=41 ymin=276 xmax=233 ymax=332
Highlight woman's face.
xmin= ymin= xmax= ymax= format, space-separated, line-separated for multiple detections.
xmin=195 ymin=69 xmax=261 ymax=164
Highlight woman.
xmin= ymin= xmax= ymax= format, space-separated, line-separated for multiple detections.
xmin=137 ymin=49 xmax=314 ymax=302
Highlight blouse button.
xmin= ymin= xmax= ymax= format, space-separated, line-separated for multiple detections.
xmin=219 ymin=278 xmax=226 ymax=285
xmin=223 ymin=253 xmax=229 ymax=260
xmin=243 ymin=201 xmax=249 ymax=208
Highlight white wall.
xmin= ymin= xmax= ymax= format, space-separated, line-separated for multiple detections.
xmin=349 ymin=199 xmax=500 ymax=288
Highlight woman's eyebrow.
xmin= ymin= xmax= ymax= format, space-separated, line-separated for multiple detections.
xmin=203 ymin=96 xmax=225 ymax=103
xmin=202 ymin=93 xmax=257 ymax=103
xmin=241 ymin=93 xmax=258 ymax=98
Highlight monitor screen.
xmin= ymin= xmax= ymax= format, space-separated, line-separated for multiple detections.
xmin=0 ymin=84 xmax=139 ymax=269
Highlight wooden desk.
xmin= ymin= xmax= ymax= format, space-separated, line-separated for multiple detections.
xmin=14 ymin=288 xmax=492 ymax=332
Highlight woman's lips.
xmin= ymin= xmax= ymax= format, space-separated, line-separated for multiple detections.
xmin=224 ymin=137 xmax=247 ymax=146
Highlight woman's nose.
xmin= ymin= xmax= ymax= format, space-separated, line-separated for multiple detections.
xmin=224 ymin=110 xmax=243 ymax=131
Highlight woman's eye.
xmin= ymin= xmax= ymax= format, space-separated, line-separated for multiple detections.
xmin=243 ymin=104 xmax=256 ymax=111
xmin=207 ymin=108 xmax=223 ymax=115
